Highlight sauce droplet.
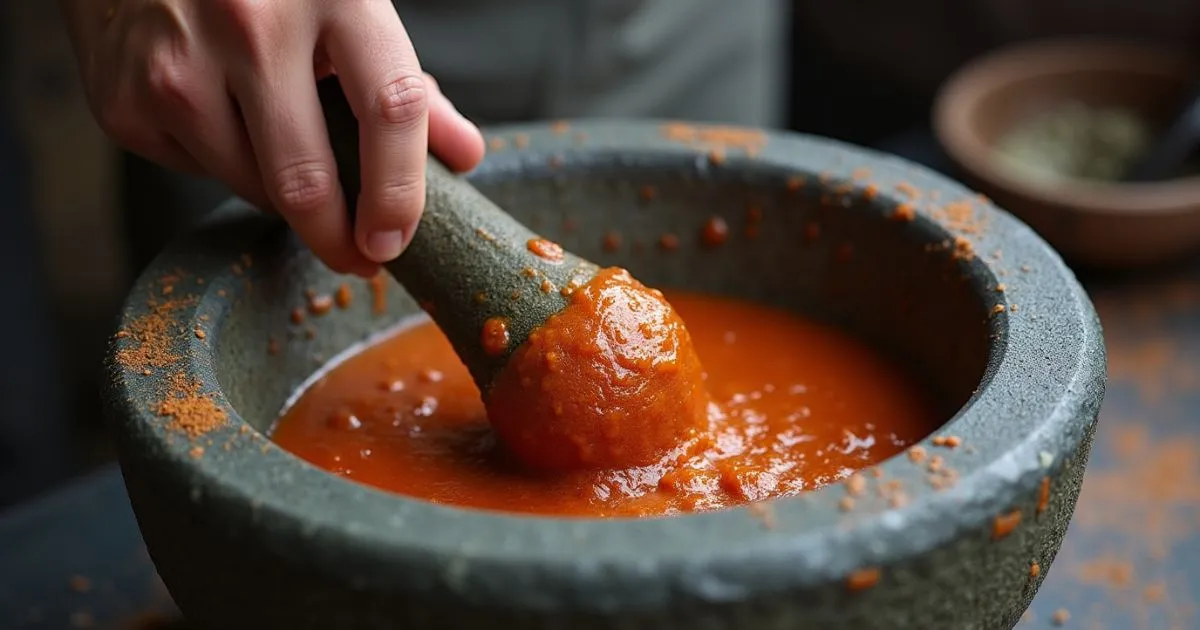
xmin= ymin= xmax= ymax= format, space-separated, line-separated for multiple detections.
xmin=481 ymin=317 xmax=511 ymax=357
xmin=527 ymin=238 xmax=565 ymax=262
xmin=701 ymin=216 xmax=729 ymax=248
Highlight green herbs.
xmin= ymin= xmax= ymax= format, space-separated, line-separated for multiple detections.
xmin=993 ymin=102 xmax=1152 ymax=185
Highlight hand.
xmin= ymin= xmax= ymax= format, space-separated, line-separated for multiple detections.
xmin=61 ymin=0 xmax=486 ymax=276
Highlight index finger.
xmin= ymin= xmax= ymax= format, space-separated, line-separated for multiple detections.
xmin=324 ymin=2 xmax=427 ymax=264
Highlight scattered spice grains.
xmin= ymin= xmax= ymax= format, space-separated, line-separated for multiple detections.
xmin=194 ymin=328 xmax=206 ymax=340
xmin=156 ymin=373 xmax=228 ymax=438
xmin=907 ymin=445 xmax=927 ymax=462
xmin=991 ymin=509 xmax=1022 ymax=540
xmin=931 ymin=435 xmax=961 ymax=448
xmin=1030 ymin=561 xmax=1041 ymax=580
xmin=368 ymin=270 xmax=388 ymax=315
xmin=308 ymin=294 xmax=334 ymax=316
xmin=952 ymin=236 xmax=975 ymax=261
xmin=1037 ymin=477 xmax=1051 ymax=515
xmin=660 ymin=122 xmax=768 ymax=155
xmin=846 ymin=567 xmax=882 ymax=592
xmin=335 ymin=283 xmax=352 ymax=309
xmin=1051 ymin=608 xmax=1070 ymax=626
xmin=844 ymin=473 xmax=867 ymax=496
xmin=931 ymin=200 xmax=988 ymax=235
xmin=785 ymin=175 xmax=805 ymax=192
xmin=895 ymin=182 xmax=920 ymax=199
xmin=113 ymin=282 xmax=195 ymax=370
xmin=892 ymin=203 xmax=916 ymax=222
xmin=290 ymin=308 xmax=305 ymax=325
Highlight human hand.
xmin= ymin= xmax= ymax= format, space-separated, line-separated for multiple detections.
xmin=61 ymin=0 xmax=486 ymax=276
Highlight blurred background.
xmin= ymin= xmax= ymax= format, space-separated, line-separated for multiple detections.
xmin=0 ymin=1 xmax=1197 ymax=511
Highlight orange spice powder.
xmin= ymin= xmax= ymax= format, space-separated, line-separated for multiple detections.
xmin=846 ymin=567 xmax=882 ymax=591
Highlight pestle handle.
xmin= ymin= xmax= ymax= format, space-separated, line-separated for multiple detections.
xmin=316 ymin=76 xmax=598 ymax=392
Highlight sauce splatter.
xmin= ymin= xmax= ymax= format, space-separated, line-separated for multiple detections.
xmin=335 ymin=283 xmax=352 ymax=309
xmin=992 ymin=509 xmax=1023 ymax=540
xmin=846 ymin=567 xmax=882 ymax=592
xmin=527 ymin=238 xmax=565 ymax=263
xmin=700 ymin=216 xmax=729 ymax=248
xmin=480 ymin=317 xmax=510 ymax=357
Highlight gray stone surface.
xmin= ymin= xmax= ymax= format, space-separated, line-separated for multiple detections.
xmin=103 ymin=120 xmax=1106 ymax=629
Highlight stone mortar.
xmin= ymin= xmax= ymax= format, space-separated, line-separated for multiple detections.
xmin=103 ymin=120 xmax=1107 ymax=629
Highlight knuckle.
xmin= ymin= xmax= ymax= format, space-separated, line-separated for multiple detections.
xmin=212 ymin=0 xmax=270 ymax=29
xmin=94 ymin=95 xmax=145 ymax=147
xmin=271 ymin=160 xmax=337 ymax=216
xmin=370 ymin=75 xmax=428 ymax=128
xmin=211 ymin=0 xmax=276 ymax=62
xmin=143 ymin=49 xmax=197 ymax=114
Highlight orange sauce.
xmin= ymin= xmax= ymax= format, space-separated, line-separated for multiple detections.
xmin=272 ymin=293 xmax=938 ymax=517
xmin=487 ymin=268 xmax=709 ymax=471
xmin=479 ymin=317 xmax=510 ymax=357
xmin=526 ymin=238 xmax=565 ymax=262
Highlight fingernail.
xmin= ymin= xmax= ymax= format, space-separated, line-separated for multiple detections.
xmin=365 ymin=229 xmax=407 ymax=262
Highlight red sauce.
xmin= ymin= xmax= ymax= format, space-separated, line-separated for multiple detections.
xmin=700 ymin=217 xmax=729 ymax=248
xmin=273 ymin=290 xmax=937 ymax=517
xmin=480 ymin=317 xmax=510 ymax=357
xmin=526 ymin=238 xmax=565 ymax=262
xmin=487 ymin=268 xmax=709 ymax=471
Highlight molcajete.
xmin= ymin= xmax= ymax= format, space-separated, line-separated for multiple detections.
xmin=103 ymin=121 xmax=1107 ymax=629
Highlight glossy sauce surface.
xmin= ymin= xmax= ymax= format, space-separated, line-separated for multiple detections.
xmin=272 ymin=293 xmax=938 ymax=517
xmin=486 ymin=267 xmax=710 ymax=471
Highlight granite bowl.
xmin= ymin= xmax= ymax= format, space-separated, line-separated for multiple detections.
xmin=103 ymin=121 xmax=1106 ymax=629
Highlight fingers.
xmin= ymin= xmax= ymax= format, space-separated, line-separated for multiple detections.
xmin=324 ymin=3 xmax=428 ymax=263
xmin=232 ymin=48 xmax=377 ymax=277
xmin=140 ymin=50 xmax=271 ymax=210
xmin=425 ymin=75 xmax=486 ymax=173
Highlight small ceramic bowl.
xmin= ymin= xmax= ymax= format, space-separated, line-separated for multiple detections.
xmin=104 ymin=121 xmax=1106 ymax=629
xmin=934 ymin=39 xmax=1200 ymax=268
